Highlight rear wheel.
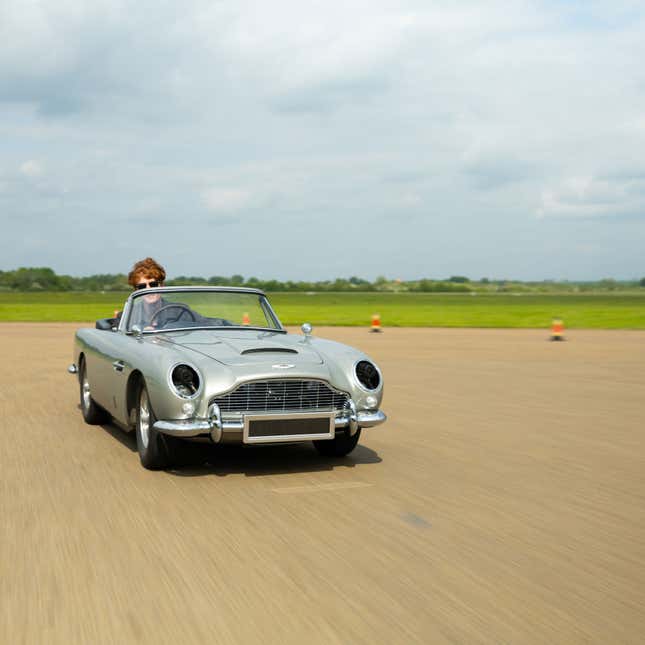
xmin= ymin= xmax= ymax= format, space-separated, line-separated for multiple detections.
xmin=313 ymin=429 xmax=361 ymax=457
xmin=135 ymin=382 xmax=172 ymax=470
xmin=79 ymin=359 xmax=110 ymax=425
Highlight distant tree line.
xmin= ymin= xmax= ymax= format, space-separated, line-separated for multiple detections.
xmin=0 ymin=267 xmax=644 ymax=293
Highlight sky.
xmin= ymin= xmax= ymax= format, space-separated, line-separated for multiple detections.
xmin=1 ymin=0 xmax=644 ymax=281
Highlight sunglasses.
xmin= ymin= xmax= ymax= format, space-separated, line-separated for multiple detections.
xmin=135 ymin=280 xmax=160 ymax=290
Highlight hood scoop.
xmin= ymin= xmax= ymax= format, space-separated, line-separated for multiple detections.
xmin=241 ymin=347 xmax=298 ymax=355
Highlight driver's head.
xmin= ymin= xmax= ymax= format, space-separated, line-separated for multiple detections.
xmin=128 ymin=257 xmax=166 ymax=305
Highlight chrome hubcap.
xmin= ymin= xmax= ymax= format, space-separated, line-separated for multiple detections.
xmin=139 ymin=390 xmax=150 ymax=449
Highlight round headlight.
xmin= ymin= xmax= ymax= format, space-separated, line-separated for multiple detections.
xmin=171 ymin=364 xmax=200 ymax=398
xmin=355 ymin=360 xmax=381 ymax=390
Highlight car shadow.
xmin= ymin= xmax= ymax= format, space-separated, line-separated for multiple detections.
xmin=166 ymin=442 xmax=382 ymax=478
xmin=99 ymin=421 xmax=138 ymax=452
xmin=73 ymin=403 xmax=138 ymax=453
xmin=94 ymin=416 xmax=382 ymax=477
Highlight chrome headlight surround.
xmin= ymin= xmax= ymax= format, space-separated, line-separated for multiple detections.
xmin=167 ymin=362 xmax=203 ymax=400
xmin=353 ymin=360 xmax=382 ymax=392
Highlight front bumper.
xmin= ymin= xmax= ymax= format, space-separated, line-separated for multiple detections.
xmin=153 ymin=406 xmax=386 ymax=442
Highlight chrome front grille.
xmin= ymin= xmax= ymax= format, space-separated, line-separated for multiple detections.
xmin=212 ymin=380 xmax=349 ymax=414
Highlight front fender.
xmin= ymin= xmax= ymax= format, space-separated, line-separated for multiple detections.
xmin=307 ymin=337 xmax=384 ymax=411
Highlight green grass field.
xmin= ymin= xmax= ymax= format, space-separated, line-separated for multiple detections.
xmin=0 ymin=291 xmax=644 ymax=328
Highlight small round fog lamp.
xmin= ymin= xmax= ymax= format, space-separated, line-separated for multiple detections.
xmin=182 ymin=402 xmax=195 ymax=416
xmin=365 ymin=395 xmax=378 ymax=409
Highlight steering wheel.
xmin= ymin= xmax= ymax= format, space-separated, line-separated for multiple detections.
xmin=148 ymin=303 xmax=198 ymax=328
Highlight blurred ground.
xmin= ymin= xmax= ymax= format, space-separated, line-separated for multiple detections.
xmin=1 ymin=324 xmax=644 ymax=644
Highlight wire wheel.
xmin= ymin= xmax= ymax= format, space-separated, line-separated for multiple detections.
xmin=138 ymin=387 xmax=151 ymax=450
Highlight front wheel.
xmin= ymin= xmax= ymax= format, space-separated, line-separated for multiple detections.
xmin=313 ymin=429 xmax=361 ymax=457
xmin=136 ymin=382 xmax=172 ymax=470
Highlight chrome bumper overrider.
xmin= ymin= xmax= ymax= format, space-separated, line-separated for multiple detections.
xmin=152 ymin=406 xmax=387 ymax=441
xmin=152 ymin=419 xmax=214 ymax=436
xmin=354 ymin=410 xmax=387 ymax=427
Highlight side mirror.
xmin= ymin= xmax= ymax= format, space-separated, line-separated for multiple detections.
xmin=131 ymin=324 xmax=143 ymax=339
xmin=301 ymin=322 xmax=312 ymax=337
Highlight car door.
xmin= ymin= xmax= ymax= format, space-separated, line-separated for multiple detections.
xmin=85 ymin=329 xmax=133 ymax=423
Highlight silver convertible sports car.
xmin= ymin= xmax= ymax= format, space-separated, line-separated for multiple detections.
xmin=69 ymin=287 xmax=386 ymax=469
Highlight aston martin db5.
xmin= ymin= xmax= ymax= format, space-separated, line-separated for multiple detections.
xmin=69 ymin=287 xmax=386 ymax=469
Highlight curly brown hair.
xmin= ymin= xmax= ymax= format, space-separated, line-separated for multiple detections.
xmin=127 ymin=257 xmax=166 ymax=288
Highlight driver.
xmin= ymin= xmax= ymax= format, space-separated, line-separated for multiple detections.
xmin=127 ymin=257 xmax=179 ymax=329
xmin=126 ymin=257 xmax=204 ymax=329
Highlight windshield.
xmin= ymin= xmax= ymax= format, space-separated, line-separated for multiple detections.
xmin=126 ymin=290 xmax=281 ymax=332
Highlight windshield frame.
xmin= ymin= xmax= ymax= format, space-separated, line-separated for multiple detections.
xmin=119 ymin=286 xmax=285 ymax=335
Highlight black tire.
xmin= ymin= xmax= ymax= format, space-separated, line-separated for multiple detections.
xmin=313 ymin=429 xmax=361 ymax=457
xmin=79 ymin=359 xmax=110 ymax=425
xmin=135 ymin=381 xmax=172 ymax=470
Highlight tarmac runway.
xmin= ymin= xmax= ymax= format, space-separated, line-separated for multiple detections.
xmin=1 ymin=323 xmax=644 ymax=644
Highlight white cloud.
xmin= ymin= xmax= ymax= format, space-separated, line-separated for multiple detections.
xmin=537 ymin=175 xmax=645 ymax=218
xmin=201 ymin=188 xmax=251 ymax=213
xmin=19 ymin=160 xmax=43 ymax=177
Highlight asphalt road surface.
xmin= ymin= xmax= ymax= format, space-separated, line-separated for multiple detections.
xmin=1 ymin=324 xmax=644 ymax=644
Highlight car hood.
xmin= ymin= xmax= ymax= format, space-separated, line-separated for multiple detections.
xmin=160 ymin=329 xmax=324 ymax=367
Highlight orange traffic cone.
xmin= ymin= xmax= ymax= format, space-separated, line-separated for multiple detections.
xmin=242 ymin=312 xmax=250 ymax=326
xmin=550 ymin=318 xmax=564 ymax=341
xmin=371 ymin=313 xmax=382 ymax=333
